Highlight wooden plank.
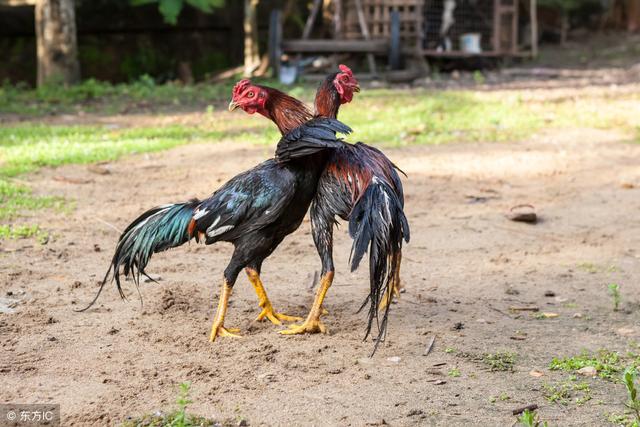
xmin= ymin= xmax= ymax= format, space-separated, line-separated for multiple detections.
xmin=282 ymin=39 xmax=389 ymax=53
xmin=419 ymin=49 xmax=530 ymax=58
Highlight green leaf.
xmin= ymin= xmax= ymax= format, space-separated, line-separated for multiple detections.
xmin=130 ymin=0 xmax=157 ymax=5
xmin=158 ymin=0 xmax=184 ymax=25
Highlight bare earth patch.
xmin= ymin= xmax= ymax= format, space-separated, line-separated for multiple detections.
xmin=1 ymin=121 xmax=640 ymax=426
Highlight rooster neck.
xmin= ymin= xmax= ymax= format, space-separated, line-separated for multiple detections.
xmin=314 ymin=76 xmax=340 ymax=119
xmin=263 ymin=89 xmax=312 ymax=135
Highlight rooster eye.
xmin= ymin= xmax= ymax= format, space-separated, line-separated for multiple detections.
xmin=247 ymin=91 xmax=254 ymax=98
xmin=342 ymin=75 xmax=349 ymax=81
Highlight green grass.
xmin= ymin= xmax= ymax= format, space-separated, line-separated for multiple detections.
xmin=549 ymin=350 xmax=640 ymax=382
xmin=2 ymin=78 xmax=640 ymax=236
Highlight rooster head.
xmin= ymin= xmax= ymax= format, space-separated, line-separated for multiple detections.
xmin=333 ymin=64 xmax=360 ymax=104
xmin=229 ymin=79 xmax=268 ymax=114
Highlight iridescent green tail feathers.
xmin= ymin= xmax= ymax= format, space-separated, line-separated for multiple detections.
xmin=77 ymin=199 xmax=200 ymax=311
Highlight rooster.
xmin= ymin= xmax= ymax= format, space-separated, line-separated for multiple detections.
xmin=80 ymin=81 xmax=351 ymax=342
xmin=232 ymin=66 xmax=409 ymax=347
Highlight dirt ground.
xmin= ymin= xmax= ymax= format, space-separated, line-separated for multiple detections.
xmin=2 ymin=94 xmax=640 ymax=426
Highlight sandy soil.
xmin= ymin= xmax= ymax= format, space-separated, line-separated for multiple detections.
xmin=2 ymin=117 xmax=640 ymax=426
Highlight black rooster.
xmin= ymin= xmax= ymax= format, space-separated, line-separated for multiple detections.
xmin=80 ymin=81 xmax=350 ymax=342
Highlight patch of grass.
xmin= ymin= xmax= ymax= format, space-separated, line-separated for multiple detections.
xmin=448 ymin=367 xmax=461 ymax=377
xmin=457 ymin=350 xmax=517 ymax=372
xmin=0 ymin=224 xmax=49 ymax=243
xmin=490 ymin=392 xmax=511 ymax=403
xmin=609 ymin=283 xmax=622 ymax=311
xmin=543 ymin=379 xmax=591 ymax=405
xmin=517 ymin=408 xmax=548 ymax=427
xmin=121 ymin=382 xmax=230 ymax=427
xmin=0 ymin=179 xmax=64 ymax=220
xmin=483 ymin=352 xmax=517 ymax=372
xmin=549 ymin=350 xmax=640 ymax=382
xmin=0 ymin=123 xmax=225 ymax=230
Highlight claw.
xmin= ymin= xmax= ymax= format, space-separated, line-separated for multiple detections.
xmin=209 ymin=323 xmax=242 ymax=342
xmin=279 ymin=318 xmax=327 ymax=335
xmin=255 ymin=300 xmax=303 ymax=325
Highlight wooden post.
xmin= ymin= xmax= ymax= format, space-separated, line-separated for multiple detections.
xmin=243 ymin=0 xmax=261 ymax=77
xmin=302 ymin=0 xmax=323 ymax=39
xmin=354 ymin=0 xmax=377 ymax=75
xmin=334 ymin=0 xmax=342 ymax=39
xmin=35 ymin=0 xmax=80 ymax=87
xmin=530 ymin=0 xmax=538 ymax=58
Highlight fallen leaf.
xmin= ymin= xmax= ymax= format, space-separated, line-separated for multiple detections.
xmin=529 ymin=370 xmax=544 ymax=378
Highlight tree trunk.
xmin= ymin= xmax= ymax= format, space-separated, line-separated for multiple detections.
xmin=243 ymin=0 xmax=261 ymax=77
xmin=35 ymin=0 xmax=80 ymax=87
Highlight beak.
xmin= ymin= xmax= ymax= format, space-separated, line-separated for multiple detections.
xmin=353 ymin=85 xmax=360 ymax=93
xmin=228 ymin=100 xmax=239 ymax=112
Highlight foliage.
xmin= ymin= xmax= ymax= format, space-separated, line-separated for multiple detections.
xmin=0 ymin=224 xmax=49 ymax=243
xmin=121 ymin=382 xmax=227 ymax=426
xmin=131 ymin=0 xmax=224 ymax=25
xmin=537 ymin=0 xmax=600 ymax=12
xmin=549 ymin=350 xmax=640 ymax=382
xmin=624 ymin=368 xmax=640 ymax=424
xmin=543 ymin=379 xmax=591 ymax=405
xmin=517 ymin=408 xmax=548 ymax=427
xmin=609 ymin=283 xmax=622 ymax=311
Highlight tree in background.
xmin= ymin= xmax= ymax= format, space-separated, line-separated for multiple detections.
xmin=130 ymin=0 xmax=224 ymax=25
xmin=131 ymin=0 xmax=263 ymax=78
xmin=243 ymin=0 xmax=260 ymax=77
xmin=35 ymin=0 xmax=80 ymax=87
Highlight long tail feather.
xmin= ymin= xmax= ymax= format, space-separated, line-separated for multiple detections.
xmin=76 ymin=199 xmax=200 ymax=312
xmin=348 ymin=178 xmax=410 ymax=351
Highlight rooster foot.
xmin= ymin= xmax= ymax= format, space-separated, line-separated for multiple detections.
xmin=279 ymin=318 xmax=327 ymax=335
xmin=209 ymin=323 xmax=242 ymax=342
xmin=256 ymin=302 xmax=303 ymax=325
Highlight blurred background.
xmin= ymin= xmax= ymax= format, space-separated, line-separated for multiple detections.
xmin=1 ymin=0 xmax=638 ymax=87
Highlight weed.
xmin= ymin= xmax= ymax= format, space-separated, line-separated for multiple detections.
xmin=483 ymin=352 xmax=517 ymax=372
xmin=456 ymin=350 xmax=517 ymax=372
xmin=448 ymin=368 xmax=461 ymax=377
xmin=543 ymin=380 xmax=591 ymax=405
xmin=121 ymin=381 xmax=225 ymax=427
xmin=609 ymin=283 xmax=622 ymax=311
xmin=624 ymin=368 xmax=640 ymax=423
xmin=549 ymin=349 xmax=636 ymax=382
xmin=0 ymin=224 xmax=49 ymax=243
xmin=517 ymin=408 xmax=548 ymax=427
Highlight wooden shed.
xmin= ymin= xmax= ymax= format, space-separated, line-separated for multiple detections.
xmin=274 ymin=0 xmax=534 ymax=77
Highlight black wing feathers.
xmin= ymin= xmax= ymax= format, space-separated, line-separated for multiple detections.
xmin=275 ymin=118 xmax=351 ymax=162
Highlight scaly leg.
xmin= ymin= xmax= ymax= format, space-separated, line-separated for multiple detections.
xmin=246 ymin=267 xmax=302 ymax=325
xmin=378 ymin=251 xmax=403 ymax=311
xmin=280 ymin=271 xmax=334 ymax=335
xmin=209 ymin=280 xmax=242 ymax=342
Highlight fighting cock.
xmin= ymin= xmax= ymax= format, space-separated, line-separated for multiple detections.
xmin=232 ymin=66 xmax=409 ymax=348
xmin=79 ymin=83 xmax=351 ymax=342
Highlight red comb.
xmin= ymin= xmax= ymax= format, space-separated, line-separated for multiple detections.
xmin=338 ymin=64 xmax=353 ymax=76
xmin=232 ymin=79 xmax=251 ymax=97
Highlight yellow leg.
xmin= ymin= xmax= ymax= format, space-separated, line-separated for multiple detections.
xmin=246 ymin=268 xmax=302 ymax=325
xmin=378 ymin=252 xmax=403 ymax=311
xmin=209 ymin=280 xmax=242 ymax=342
xmin=280 ymin=271 xmax=334 ymax=335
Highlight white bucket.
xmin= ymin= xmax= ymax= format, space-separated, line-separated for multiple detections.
xmin=460 ymin=33 xmax=482 ymax=53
